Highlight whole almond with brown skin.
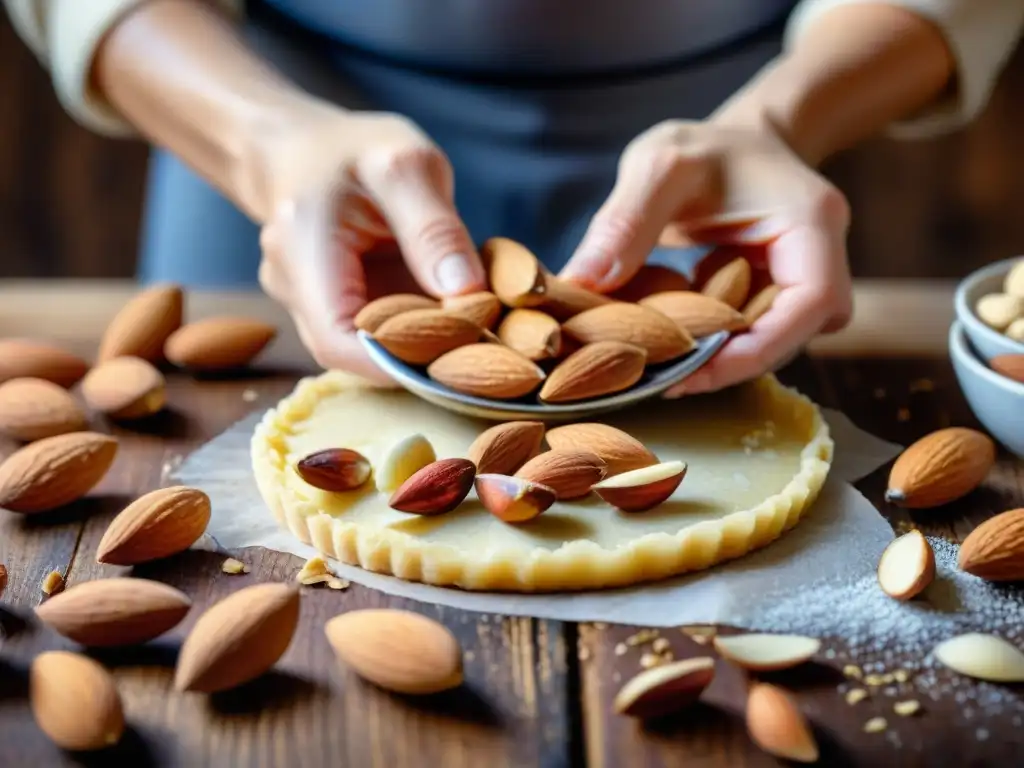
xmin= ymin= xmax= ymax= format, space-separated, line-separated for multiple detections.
xmin=354 ymin=293 xmax=437 ymax=333
xmin=467 ymin=421 xmax=545 ymax=475
xmin=611 ymin=264 xmax=692 ymax=302
xmin=428 ymin=343 xmax=546 ymax=399
xmin=442 ymin=291 xmax=503 ymax=329
xmin=389 ymin=458 xmax=476 ymax=514
xmin=515 ymin=449 xmax=606 ymax=499
xmin=482 ymin=237 xmax=548 ymax=308
xmin=991 ymin=354 xmax=1024 ymax=384
xmin=539 ymin=341 xmax=646 ymax=403
xmin=958 ymin=507 xmax=1024 ymax=581
xmin=742 ymin=283 xmax=781 ymax=325
xmin=295 ymin=448 xmax=372 ymax=492
xmin=0 ymin=377 xmax=87 ymax=441
xmin=0 ymin=432 xmax=118 ymax=513
xmin=174 ymin=582 xmax=300 ymax=693
xmin=164 ymin=317 xmax=277 ymax=370
xmin=562 ymin=303 xmax=694 ymax=363
xmin=539 ymin=276 xmax=613 ymax=321
xmin=0 ymin=338 xmax=89 ymax=387
xmin=885 ymin=427 xmax=995 ymax=508
xmin=96 ymin=486 xmax=211 ymax=565
xmin=498 ymin=308 xmax=562 ymax=361
xmin=31 ymin=651 xmax=125 ymax=751
xmin=745 ymin=682 xmax=818 ymax=763
xmin=98 ymin=283 xmax=183 ymax=363
xmin=372 ymin=309 xmax=482 ymax=365
xmin=639 ymin=291 xmax=747 ymax=338
xmin=81 ymin=356 xmax=166 ymax=420
xmin=34 ymin=577 xmax=192 ymax=646
xmin=325 ymin=608 xmax=463 ymax=694
xmin=701 ymin=257 xmax=752 ymax=309
xmin=545 ymin=423 xmax=657 ymax=476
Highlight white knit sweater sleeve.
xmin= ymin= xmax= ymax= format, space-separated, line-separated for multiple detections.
xmin=787 ymin=0 xmax=1024 ymax=138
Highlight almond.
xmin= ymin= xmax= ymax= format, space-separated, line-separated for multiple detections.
xmin=325 ymin=608 xmax=463 ymax=694
xmin=0 ymin=377 xmax=87 ymax=441
xmin=591 ymin=460 xmax=686 ymax=511
xmin=497 ymin=309 xmax=563 ymax=361
xmin=354 ymin=294 xmax=438 ymax=333
xmin=0 ymin=431 xmax=117 ymax=514
xmin=0 ymin=338 xmax=89 ymax=387
xmin=1005 ymin=259 xmax=1024 ymax=297
xmin=372 ymin=308 xmax=483 ymax=365
xmin=98 ymin=282 xmax=183 ymax=363
xmin=545 ymin=422 xmax=657 ymax=476
xmin=613 ymin=657 xmax=715 ymax=718
xmin=958 ymin=507 xmax=1024 ymax=581
xmin=975 ymin=292 xmax=1023 ymax=330
xmin=515 ymin=449 xmax=606 ymax=499
xmin=442 ymin=291 xmax=503 ymax=329
xmin=96 ymin=486 xmax=212 ymax=565
xmin=375 ymin=434 xmax=436 ymax=493
xmin=742 ymin=283 xmax=781 ymax=325
xmin=539 ymin=342 xmax=646 ymax=403
xmin=474 ymin=474 xmax=556 ymax=523
xmin=884 ymin=427 xmax=995 ymax=508
xmin=539 ymin=276 xmax=614 ymax=321
xmin=562 ymin=303 xmax=694 ymax=364
xmin=295 ymin=448 xmax=372 ymax=492
xmin=639 ymin=291 xmax=747 ymax=338
xmin=700 ymin=257 xmax=751 ymax=309
xmin=932 ymin=632 xmax=1024 ymax=682
xmin=34 ymin=577 xmax=191 ymax=646
xmin=427 ymin=343 xmax=546 ymax=399
xmin=389 ymin=458 xmax=476 ymax=514
xmin=991 ymin=354 xmax=1024 ymax=384
xmin=174 ymin=582 xmax=301 ymax=693
xmin=164 ymin=317 xmax=277 ymax=370
xmin=466 ymin=421 xmax=545 ymax=475
xmin=611 ymin=265 xmax=692 ymax=302
xmin=746 ymin=683 xmax=819 ymax=763
xmin=876 ymin=529 xmax=935 ymax=600
xmin=712 ymin=634 xmax=820 ymax=672
xmin=80 ymin=356 xmax=166 ymax=420
xmin=1007 ymin=317 xmax=1024 ymax=342
xmin=30 ymin=651 xmax=125 ymax=750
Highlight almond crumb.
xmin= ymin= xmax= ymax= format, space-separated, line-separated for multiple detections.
xmin=221 ymin=557 xmax=249 ymax=575
xmin=652 ymin=638 xmax=671 ymax=654
xmin=625 ymin=628 xmax=659 ymax=647
xmin=680 ymin=625 xmax=716 ymax=643
xmin=864 ymin=674 xmax=887 ymax=686
xmin=41 ymin=570 xmax=64 ymax=596
xmin=863 ymin=717 xmax=887 ymax=734
xmin=843 ymin=664 xmax=863 ymax=680
xmin=893 ymin=669 xmax=910 ymax=683
xmin=326 ymin=578 xmax=349 ymax=590
xmin=639 ymin=652 xmax=664 ymax=669
xmin=845 ymin=688 xmax=868 ymax=705
xmin=614 ymin=643 xmax=628 ymax=656
xmin=296 ymin=555 xmax=335 ymax=585
xmin=894 ymin=700 xmax=921 ymax=717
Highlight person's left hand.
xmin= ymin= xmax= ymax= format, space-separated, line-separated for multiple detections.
xmin=559 ymin=118 xmax=854 ymax=397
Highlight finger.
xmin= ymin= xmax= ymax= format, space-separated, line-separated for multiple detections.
xmin=359 ymin=147 xmax=485 ymax=298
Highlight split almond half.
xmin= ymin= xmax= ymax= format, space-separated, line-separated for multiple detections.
xmin=427 ymin=343 xmax=546 ymax=399
xmin=562 ymin=303 xmax=694 ymax=364
xmin=497 ymin=309 xmax=562 ymax=362
xmin=165 ymin=316 xmax=276 ymax=370
xmin=30 ymin=651 xmax=124 ymax=751
xmin=885 ymin=427 xmax=995 ymax=508
xmin=958 ymin=507 xmax=1024 ymax=581
xmin=81 ymin=356 xmax=166 ymax=420
xmin=613 ymin=656 xmax=715 ymax=718
xmin=592 ymin=460 xmax=687 ymax=512
xmin=638 ymin=291 xmax=747 ymax=338
xmin=876 ymin=529 xmax=935 ymax=600
xmin=442 ymin=291 xmax=503 ymax=329
xmin=540 ymin=341 xmax=646 ymax=403
xmin=466 ymin=420 xmax=545 ymax=475
xmin=372 ymin=308 xmax=482 ymax=365
xmin=515 ymin=449 xmax=606 ymax=500
xmin=0 ymin=377 xmax=87 ymax=442
xmin=932 ymin=632 xmax=1024 ymax=682
xmin=545 ymin=422 xmax=657 ymax=476
xmin=354 ymin=294 xmax=437 ymax=333
xmin=375 ymin=434 xmax=436 ymax=493
xmin=98 ymin=282 xmax=183 ymax=363
xmin=712 ymin=633 xmax=820 ymax=671
xmin=746 ymin=682 xmax=819 ymax=763
xmin=611 ymin=264 xmax=692 ymax=302
xmin=96 ymin=485 xmax=211 ymax=565
xmin=701 ymin=257 xmax=751 ymax=309
xmin=0 ymin=338 xmax=89 ymax=388
xmin=475 ymin=474 xmax=556 ymax=523
xmin=296 ymin=448 xmax=372 ymax=492
xmin=389 ymin=458 xmax=476 ymax=515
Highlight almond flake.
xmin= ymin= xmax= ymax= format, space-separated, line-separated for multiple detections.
xmin=712 ymin=633 xmax=820 ymax=672
xmin=297 ymin=556 xmax=336 ymax=585
xmin=41 ymin=570 xmax=64 ymax=596
xmin=863 ymin=717 xmax=887 ymax=733
xmin=221 ymin=558 xmax=249 ymax=575
xmin=845 ymin=688 xmax=868 ymax=705
xmin=894 ymin=700 xmax=921 ymax=717
xmin=327 ymin=578 xmax=350 ymax=590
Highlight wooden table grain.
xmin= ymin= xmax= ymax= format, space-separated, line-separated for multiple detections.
xmin=0 ymin=281 xmax=1020 ymax=768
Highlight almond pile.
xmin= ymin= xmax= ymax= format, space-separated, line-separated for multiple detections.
xmin=975 ymin=258 xmax=1024 ymax=344
xmin=355 ymin=237 xmax=771 ymax=403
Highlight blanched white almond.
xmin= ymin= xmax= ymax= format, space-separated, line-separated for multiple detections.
xmin=932 ymin=633 xmax=1024 ymax=682
xmin=975 ymin=292 xmax=1023 ymax=331
xmin=375 ymin=434 xmax=436 ymax=493
xmin=876 ymin=530 xmax=935 ymax=601
xmin=712 ymin=633 xmax=820 ymax=671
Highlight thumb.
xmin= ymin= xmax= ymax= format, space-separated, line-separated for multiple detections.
xmin=561 ymin=150 xmax=717 ymax=292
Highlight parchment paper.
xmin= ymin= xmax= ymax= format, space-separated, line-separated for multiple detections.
xmin=173 ymin=408 xmax=902 ymax=628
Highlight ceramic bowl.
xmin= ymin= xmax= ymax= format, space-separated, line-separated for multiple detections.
xmin=953 ymin=256 xmax=1024 ymax=362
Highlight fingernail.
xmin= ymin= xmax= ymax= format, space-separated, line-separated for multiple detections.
xmin=435 ymin=253 xmax=476 ymax=295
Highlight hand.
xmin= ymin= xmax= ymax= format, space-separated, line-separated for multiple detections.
xmin=559 ymin=119 xmax=853 ymax=396
xmin=255 ymin=107 xmax=486 ymax=383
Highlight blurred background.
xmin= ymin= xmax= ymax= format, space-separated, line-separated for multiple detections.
xmin=1 ymin=13 xmax=1023 ymax=282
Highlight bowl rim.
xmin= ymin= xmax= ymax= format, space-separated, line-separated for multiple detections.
xmin=949 ymin=319 xmax=1024 ymax=395
xmin=953 ymin=255 xmax=1024 ymax=353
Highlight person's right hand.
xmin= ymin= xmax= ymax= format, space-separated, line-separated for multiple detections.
xmin=254 ymin=106 xmax=487 ymax=383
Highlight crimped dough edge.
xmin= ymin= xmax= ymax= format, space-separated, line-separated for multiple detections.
xmin=251 ymin=371 xmax=833 ymax=593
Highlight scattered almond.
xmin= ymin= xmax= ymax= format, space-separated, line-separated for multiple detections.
xmin=611 ymin=265 xmax=692 ymax=302
xmin=545 ymin=422 xmax=657 ymax=476
xmin=34 ymin=577 xmax=191 ymax=646
xmin=991 ymin=354 xmax=1024 ymax=384
xmin=741 ymin=283 xmax=781 ymax=324
xmin=893 ymin=700 xmax=921 ymax=716
xmin=296 ymin=448 xmax=372 ymax=492
xmin=325 ymin=608 xmax=463 ymax=694
xmin=372 ymin=308 xmax=482 ymax=365
xmin=96 ymin=486 xmax=211 ymax=565
xmin=975 ymin=292 xmax=1023 ymax=330
xmin=98 ymin=282 xmax=183 ymax=363
xmin=843 ymin=664 xmax=863 ymax=679
xmin=712 ymin=633 xmax=820 ymax=671
xmin=876 ymin=529 xmax=935 ymax=600
xmin=30 ymin=651 xmax=124 ymax=750
xmin=613 ymin=657 xmax=715 ymax=718
xmin=376 ymin=434 xmax=436 ymax=493
xmin=354 ymin=294 xmax=438 ymax=333
xmin=442 ymin=291 xmax=502 ymax=329
xmin=562 ymin=303 xmax=694 ymax=363
xmin=932 ymin=632 xmax=1024 ymax=682
xmin=467 ymin=421 xmax=545 ymax=475
xmin=515 ymin=449 xmax=606 ymax=500
xmin=0 ymin=377 xmax=87 ymax=441
xmin=845 ymin=688 xmax=868 ymax=705
xmin=958 ymin=507 xmax=1024 ymax=580
xmin=0 ymin=432 xmax=118 ymax=514
xmin=497 ymin=309 xmax=562 ymax=361
xmin=884 ymin=427 xmax=995 ymax=508
xmin=81 ymin=356 xmax=166 ymax=420
xmin=221 ymin=558 xmax=249 ymax=575
xmin=389 ymin=458 xmax=476 ymax=515
xmin=41 ymin=570 xmax=64 ymax=596
xmin=701 ymin=257 xmax=751 ymax=309
xmin=540 ymin=341 xmax=646 ymax=403
xmin=0 ymin=338 xmax=89 ymax=388
xmin=639 ymin=291 xmax=747 ymax=338
xmin=863 ymin=717 xmax=887 ymax=734
xmin=427 ymin=343 xmax=546 ymax=399
xmin=745 ymin=683 xmax=818 ymax=763
xmin=475 ymin=474 xmax=556 ymax=523
xmin=174 ymin=582 xmax=301 ymax=693
xmin=164 ymin=316 xmax=276 ymax=370
xmin=592 ymin=460 xmax=686 ymax=512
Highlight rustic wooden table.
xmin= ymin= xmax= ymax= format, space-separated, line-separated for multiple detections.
xmin=0 ymin=280 xmax=1020 ymax=768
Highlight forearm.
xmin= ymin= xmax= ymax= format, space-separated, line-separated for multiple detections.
xmin=713 ymin=3 xmax=954 ymax=165
xmin=92 ymin=0 xmax=333 ymax=221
